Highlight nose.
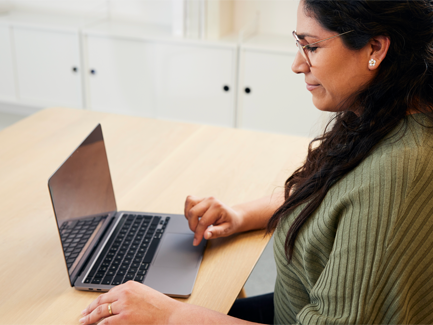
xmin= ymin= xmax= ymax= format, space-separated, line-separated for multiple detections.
xmin=292 ymin=51 xmax=310 ymax=74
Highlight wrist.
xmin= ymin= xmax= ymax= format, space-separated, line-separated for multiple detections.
xmin=166 ymin=299 xmax=186 ymax=325
xmin=231 ymin=204 xmax=253 ymax=233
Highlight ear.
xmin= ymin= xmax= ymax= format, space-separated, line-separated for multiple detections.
xmin=368 ymin=35 xmax=391 ymax=70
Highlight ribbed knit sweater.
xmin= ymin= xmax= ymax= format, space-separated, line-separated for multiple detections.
xmin=274 ymin=114 xmax=433 ymax=325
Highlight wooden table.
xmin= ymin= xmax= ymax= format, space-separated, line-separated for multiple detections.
xmin=0 ymin=107 xmax=310 ymax=324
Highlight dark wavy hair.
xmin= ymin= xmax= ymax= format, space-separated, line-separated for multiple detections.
xmin=266 ymin=0 xmax=433 ymax=262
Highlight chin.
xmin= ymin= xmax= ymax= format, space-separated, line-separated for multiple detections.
xmin=311 ymin=96 xmax=344 ymax=113
xmin=312 ymin=97 xmax=331 ymax=112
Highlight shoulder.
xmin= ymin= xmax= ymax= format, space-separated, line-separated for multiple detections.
xmin=342 ymin=114 xmax=433 ymax=197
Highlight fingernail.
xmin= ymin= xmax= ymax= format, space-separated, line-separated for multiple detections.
xmin=81 ymin=309 xmax=87 ymax=316
xmin=79 ymin=317 xmax=85 ymax=324
xmin=205 ymin=231 xmax=212 ymax=239
xmin=193 ymin=238 xmax=197 ymax=246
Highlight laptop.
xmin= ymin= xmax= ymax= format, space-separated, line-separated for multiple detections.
xmin=48 ymin=124 xmax=206 ymax=297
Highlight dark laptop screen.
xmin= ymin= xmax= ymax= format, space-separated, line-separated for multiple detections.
xmin=48 ymin=124 xmax=117 ymax=278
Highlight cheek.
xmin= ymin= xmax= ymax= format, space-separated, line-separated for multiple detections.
xmin=309 ymin=70 xmax=348 ymax=111
xmin=314 ymin=64 xmax=360 ymax=101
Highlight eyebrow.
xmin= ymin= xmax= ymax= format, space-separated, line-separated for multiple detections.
xmin=297 ymin=33 xmax=320 ymax=40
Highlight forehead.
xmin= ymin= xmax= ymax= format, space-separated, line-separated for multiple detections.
xmin=296 ymin=1 xmax=328 ymax=39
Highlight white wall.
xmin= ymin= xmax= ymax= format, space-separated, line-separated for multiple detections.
xmin=3 ymin=0 xmax=173 ymax=24
xmin=109 ymin=0 xmax=172 ymax=24
xmin=1 ymin=0 xmax=299 ymax=36
xmin=234 ymin=0 xmax=298 ymax=36
xmin=6 ymin=0 xmax=106 ymax=15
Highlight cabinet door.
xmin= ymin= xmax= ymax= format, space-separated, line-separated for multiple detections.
xmin=0 ymin=25 xmax=16 ymax=101
xmin=240 ymin=50 xmax=328 ymax=137
xmin=86 ymin=36 xmax=155 ymax=117
xmin=154 ymin=43 xmax=235 ymax=127
xmin=13 ymin=27 xmax=82 ymax=108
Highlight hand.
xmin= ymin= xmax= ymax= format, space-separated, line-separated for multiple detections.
xmin=79 ymin=281 xmax=180 ymax=325
xmin=184 ymin=196 xmax=244 ymax=246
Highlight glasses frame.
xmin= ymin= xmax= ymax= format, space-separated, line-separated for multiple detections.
xmin=293 ymin=30 xmax=354 ymax=67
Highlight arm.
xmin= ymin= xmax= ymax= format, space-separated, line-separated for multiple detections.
xmin=185 ymin=190 xmax=285 ymax=246
xmin=79 ymin=281 xmax=261 ymax=325
xmin=233 ymin=191 xmax=286 ymax=232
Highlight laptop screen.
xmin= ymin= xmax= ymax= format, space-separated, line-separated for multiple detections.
xmin=48 ymin=124 xmax=117 ymax=278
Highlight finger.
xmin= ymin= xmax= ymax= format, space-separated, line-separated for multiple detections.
xmin=193 ymin=206 xmax=224 ymax=246
xmin=184 ymin=195 xmax=203 ymax=221
xmin=203 ymin=223 xmax=231 ymax=240
xmin=99 ymin=314 xmax=122 ymax=325
xmin=79 ymin=301 xmax=120 ymax=325
xmin=81 ymin=289 xmax=119 ymax=316
xmin=186 ymin=198 xmax=214 ymax=233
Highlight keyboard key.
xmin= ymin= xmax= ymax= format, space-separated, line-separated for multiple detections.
xmin=143 ymin=238 xmax=160 ymax=263
xmin=125 ymin=273 xmax=135 ymax=280
xmin=91 ymin=278 xmax=102 ymax=284
xmin=134 ymin=275 xmax=144 ymax=282
xmin=102 ymin=276 xmax=113 ymax=285
xmin=139 ymin=263 xmax=149 ymax=270
xmin=112 ymin=276 xmax=124 ymax=285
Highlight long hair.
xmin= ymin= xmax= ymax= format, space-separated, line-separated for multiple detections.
xmin=267 ymin=0 xmax=433 ymax=262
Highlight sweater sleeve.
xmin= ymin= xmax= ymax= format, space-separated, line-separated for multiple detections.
xmin=274 ymin=127 xmax=433 ymax=325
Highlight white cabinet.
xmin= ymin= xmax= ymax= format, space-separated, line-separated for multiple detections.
xmin=0 ymin=13 xmax=327 ymax=137
xmin=154 ymin=43 xmax=236 ymax=127
xmin=86 ymin=36 xmax=155 ymax=117
xmin=83 ymin=20 xmax=238 ymax=127
xmin=13 ymin=27 xmax=83 ymax=108
xmin=239 ymin=36 xmax=328 ymax=137
xmin=0 ymin=25 xmax=16 ymax=101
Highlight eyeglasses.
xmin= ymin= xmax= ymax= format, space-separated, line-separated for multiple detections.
xmin=292 ymin=30 xmax=354 ymax=66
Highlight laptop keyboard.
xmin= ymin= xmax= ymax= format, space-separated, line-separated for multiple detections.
xmin=83 ymin=214 xmax=169 ymax=286
xmin=60 ymin=216 xmax=105 ymax=269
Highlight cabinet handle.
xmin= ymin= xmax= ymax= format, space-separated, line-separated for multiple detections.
xmin=90 ymin=69 xmax=96 ymax=75
xmin=72 ymin=67 xmax=78 ymax=73
xmin=245 ymin=87 xmax=251 ymax=94
xmin=223 ymin=85 xmax=230 ymax=92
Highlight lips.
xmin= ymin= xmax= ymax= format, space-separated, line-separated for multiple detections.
xmin=306 ymin=83 xmax=320 ymax=91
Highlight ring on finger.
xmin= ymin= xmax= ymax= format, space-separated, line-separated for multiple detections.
xmin=108 ymin=303 xmax=113 ymax=316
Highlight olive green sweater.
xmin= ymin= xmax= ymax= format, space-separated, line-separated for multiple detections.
xmin=274 ymin=114 xmax=433 ymax=325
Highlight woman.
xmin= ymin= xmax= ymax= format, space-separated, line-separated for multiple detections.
xmin=80 ymin=0 xmax=433 ymax=324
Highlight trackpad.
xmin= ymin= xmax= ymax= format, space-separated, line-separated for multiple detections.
xmin=153 ymin=233 xmax=201 ymax=269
